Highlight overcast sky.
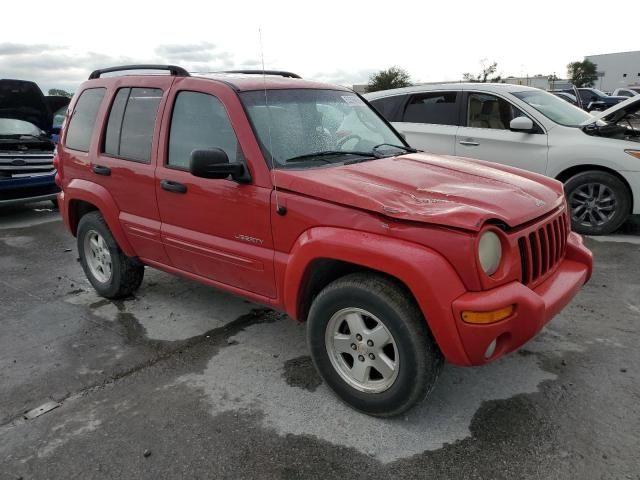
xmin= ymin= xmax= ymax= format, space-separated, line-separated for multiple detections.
xmin=1 ymin=0 xmax=636 ymax=93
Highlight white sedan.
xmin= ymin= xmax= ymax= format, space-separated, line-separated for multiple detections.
xmin=612 ymin=87 xmax=640 ymax=98
xmin=365 ymin=84 xmax=640 ymax=235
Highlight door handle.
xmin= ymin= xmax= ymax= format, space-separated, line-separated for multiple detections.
xmin=160 ymin=179 xmax=187 ymax=194
xmin=459 ymin=139 xmax=480 ymax=146
xmin=92 ymin=164 xmax=111 ymax=176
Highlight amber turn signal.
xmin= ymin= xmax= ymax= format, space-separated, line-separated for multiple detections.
xmin=625 ymin=150 xmax=640 ymax=160
xmin=462 ymin=305 xmax=515 ymax=324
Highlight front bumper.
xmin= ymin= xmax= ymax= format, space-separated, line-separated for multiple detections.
xmin=620 ymin=170 xmax=640 ymax=215
xmin=450 ymin=232 xmax=592 ymax=365
xmin=0 ymin=172 xmax=59 ymax=206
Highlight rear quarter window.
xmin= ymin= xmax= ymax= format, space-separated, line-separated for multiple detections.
xmin=65 ymin=88 xmax=106 ymax=152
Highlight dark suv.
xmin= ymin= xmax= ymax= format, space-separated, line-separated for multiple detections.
xmin=0 ymin=79 xmax=60 ymax=206
xmin=57 ymin=65 xmax=591 ymax=416
xmin=563 ymin=87 xmax=627 ymax=111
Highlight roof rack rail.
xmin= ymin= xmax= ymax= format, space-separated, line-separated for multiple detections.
xmin=88 ymin=64 xmax=190 ymax=80
xmin=222 ymin=70 xmax=302 ymax=79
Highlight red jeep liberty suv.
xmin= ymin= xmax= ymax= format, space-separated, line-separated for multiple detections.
xmin=55 ymin=65 xmax=593 ymax=416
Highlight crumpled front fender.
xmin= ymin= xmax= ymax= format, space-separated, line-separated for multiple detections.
xmin=281 ymin=226 xmax=471 ymax=365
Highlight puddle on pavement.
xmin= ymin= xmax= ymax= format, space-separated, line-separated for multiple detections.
xmin=282 ymin=356 xmax=322 ymax=392
xmin=58 ymin=271 xmax=596 ymax=463
xmin=63 ymin=270 xmax=259 ymax=342
xmin=172 ymin=320 xmax=590 ymax=463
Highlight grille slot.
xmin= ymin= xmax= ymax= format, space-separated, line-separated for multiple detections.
xmin=518 ymin=213 xmax=568 ymax=286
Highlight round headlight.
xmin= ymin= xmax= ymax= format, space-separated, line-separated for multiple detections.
xmin=478 ymin=231 xmax=502 ymax=276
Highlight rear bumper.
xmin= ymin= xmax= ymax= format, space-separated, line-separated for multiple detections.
xmin=450 ymin=232 xmax=592 ymax=366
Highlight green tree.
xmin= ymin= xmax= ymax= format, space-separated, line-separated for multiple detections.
xmin=462 ymin=60 xmax=503 ymax=83
xmin=48 ymin=88 xmax=73 ymax=97
xmin=567 ymin=60 xmax=598 ymax=87
xmin=366 ymin=67 xmax=412 ymax=92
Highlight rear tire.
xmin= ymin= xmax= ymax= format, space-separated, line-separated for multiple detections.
xmin=307 ymin=273 xmax=443 ymax=417
xmin=564 ymin=171 xmax=630 ymax=235
xmin=77 ymin=211 xmax=144 ymax=299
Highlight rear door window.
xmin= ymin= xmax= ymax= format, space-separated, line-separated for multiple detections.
xmin=65 ymin=88 xmax=106 ymax=152
xmin=103 ymin=87 xmax=163 ymax=162
xmin=402 ymin=92 xmax=459 ymax=125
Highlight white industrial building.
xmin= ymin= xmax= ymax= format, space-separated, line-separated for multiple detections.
xmin=503 ymin=75 xmax=571 ymax=90
xmin=585 ymin=51 xmax=640 ymax=92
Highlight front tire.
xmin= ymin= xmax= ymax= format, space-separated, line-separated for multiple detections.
xmin=307 ymin=273 xmax=443 ymax=417
xmin=564 ymin=171 xmax=631 ymax=235
xmin=77 ymin=211 xmax=144 ymax=299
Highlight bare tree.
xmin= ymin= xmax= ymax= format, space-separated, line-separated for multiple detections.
xmin=462 ymin=60 xmax=503 ymax=83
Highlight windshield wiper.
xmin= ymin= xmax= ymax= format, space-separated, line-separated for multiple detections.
xmin=372 ymin=143 xmax=418 ymax=154
xmin=285 ymin=150 xmax=376 ymax=164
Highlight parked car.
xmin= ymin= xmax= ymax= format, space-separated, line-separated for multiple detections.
xmin=56 ymin=65 xmax=592 ymax=417
xmin=45 ymin=95 xmax=71 ymax=143
xmin=612 ymin=87 xmax=640 ymax=98
xmin=589 ymin=94 xmax=640 ymax=135
xmin=550 ymin=89 xmax=607 ymax=111
xmin=366 ymin=83 xmax=640 ymax=235
xmin=0 ymin=79 xmax=59 ymax=206
xmin=552 ymin=91 xmax=579 ymax=106
xmin=564 ymin=87 xmax=627 ymax=111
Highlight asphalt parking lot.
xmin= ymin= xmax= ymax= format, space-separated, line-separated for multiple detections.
xmin=1 ymin=203 xmax=639 ymax=480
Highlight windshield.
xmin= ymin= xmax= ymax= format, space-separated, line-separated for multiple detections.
xmin=240 ymin=89 xmax=406 ymax=168
xmin=512 ymin=90 xmax=594 ymax=127
xmin=0 ymin=118 xmax=43 ymax=137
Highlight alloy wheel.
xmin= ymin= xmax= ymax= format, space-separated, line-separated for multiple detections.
xmin=84 ymin=230 xmax=112 ymax=283
xmin=569 ymin=182 xmax=617 ymax=229
xmin=325 ymin=307 xmax=399 ymax=393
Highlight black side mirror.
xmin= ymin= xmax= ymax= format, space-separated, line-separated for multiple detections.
xmin=189 ymin=148 xmax=250 ymax=182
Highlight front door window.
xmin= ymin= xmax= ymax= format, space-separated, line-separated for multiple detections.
xmin=467 ymin=93 xmax=526 ymax=130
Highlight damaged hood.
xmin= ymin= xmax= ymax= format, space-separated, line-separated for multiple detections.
xmin=274 ymin=153 xmax=564 ymax=231
xmin=583 ymin=95 xmax=640 ymax=125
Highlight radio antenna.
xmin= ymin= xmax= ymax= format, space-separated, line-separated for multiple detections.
xmin=259 ymin=28 xmax=285 ymax=215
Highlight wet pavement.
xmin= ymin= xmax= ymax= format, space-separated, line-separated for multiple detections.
xmin=1 ymin=203 xmax=639 ymax=479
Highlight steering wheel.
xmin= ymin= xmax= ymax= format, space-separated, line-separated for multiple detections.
xmin=336 ymin=134 xmax=362 ymax=150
